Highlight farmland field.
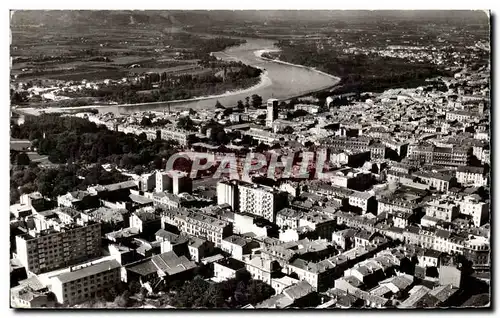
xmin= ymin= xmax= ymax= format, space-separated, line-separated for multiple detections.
xmin=10 ymin=11 xmax=264 ymax=108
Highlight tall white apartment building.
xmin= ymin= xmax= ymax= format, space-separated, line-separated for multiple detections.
xmin=217 ymin=180 xmax=239 ymax=211
xmin=156 ymin=171 xmax=172 ymax=193
xmin=238 ymin=181 xmax=287 ymax=222
xmin=155 ymin=170 xmax=192 ymax=194
xmin=15 ymin=221 xmax=101 ymax=275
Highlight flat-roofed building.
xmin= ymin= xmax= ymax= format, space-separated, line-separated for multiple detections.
xmin=238 ymin=181 xmax=288 ymax=223
xmin=160 ymin=126 xmax=195 ymax=145
xmin=162 ymin=209 xmax=233 ymax=248
xmin=15 ymin=221 xmax=101 ymax=275
xmin=50 ymin=260 xmax=121 ymax=306
xmin=217 ymin=180 xmax=239 ymax=211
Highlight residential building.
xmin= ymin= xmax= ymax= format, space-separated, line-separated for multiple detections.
xmin=50 ymin=260 xmax=121 ymax=306
xmin=456 ymin=166 xmax=488 ymax=187
xmin=433 ymin=229 xmax=465 ymax=255
xmin=446 ymin=110 xmax=480 ymax=123
xmin=15 ymin=221 xmax=101 ymax=275
xmin=243 ymin=255 xmax=281 ymax=285
xmin=238 ymin=181 xmax=288 ymax=222
xmin=285 ymin=258 xmax=336 ymax=291
xmin=129 ymin=210 xmax=162 ymax=237
xmin=256 ymin=281 xmax=316 ymax=308
xmin=425 ymin=199 xmax=459 ymax=222
xmin=329 ymin=168 xmax=373 ymax=191
xmin=162 ymin=209 xmax=233 ymax=248
xmin=155 ymin=170 xmax=192 ymax=194
xmin=125 ymin=251 xmax=197 ymax=285
xmin=276 ymin=208 xmax=302 ymax=230
xmin=10 ymin=276 xmax=55 ymax=308
xmin=348 ymin=191 xmax=377 ymax=214
xmin=413 ymin=172 xmax=455 ymax=192
xmin=217 ymin=180 xmax=239 ymax=211
xmin=139 ymin=173 xmax=156 ymax=192
xmin=213 ymin=257 xmax=247 ymax=282
xmin=56 ymin=191 xmax=99 ymax=211
xmin=294 ymin=103 xmax=320 ymax=114
xmin=458 ymin=195 xmax=489 ymax=227
xmin=160 ymin=126 xmax=194 ymax=145
xmin=271 ymin=276 xmax=300 ymax=295
xmin=417 ymin=249 xmax=442 ymax=268
xmin=221 ymin=235 xmax=259 ymax=260
xmin=393 ymin=212 xmax=413 ymax=229
xmin=332 ymin=229 xmax=356 ymax=250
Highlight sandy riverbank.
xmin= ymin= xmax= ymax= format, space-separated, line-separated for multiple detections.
xmin=254 ymin=49 xmax=341 ymax=82
xmin=18 ymin=47 xmax=340 ymax=116
xmin=18 ymin=69 xmax=272 ymax=115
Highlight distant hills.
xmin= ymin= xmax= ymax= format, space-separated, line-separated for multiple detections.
xmin=10 ymin=10 xmax=489 ymax=30
xmin=10 ymin=10 xmax=176 ymax=28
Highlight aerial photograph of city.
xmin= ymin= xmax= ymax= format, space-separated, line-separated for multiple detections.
xmin=9 ymin=10 xmax=491 ymax=309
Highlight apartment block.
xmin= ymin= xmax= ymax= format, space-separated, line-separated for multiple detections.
xmin=50 ymin=260 xmax=121 ymax=305
xmin=217 ymin=180 xmax=239 ymax=211
xmin=238 ymin=181 xmax=288 ymax=223
xmin=162 ymin=209 xmax=233 ymax=248
xmin=15 ymin=222 xmax=101 ymax=275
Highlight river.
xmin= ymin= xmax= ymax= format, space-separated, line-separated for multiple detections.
xmin=18 ymin=37 xmax=340 ymax=116
xmin=101 ymin=37 xmax=339 ymax=114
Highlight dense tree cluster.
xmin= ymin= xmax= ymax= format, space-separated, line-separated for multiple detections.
xmin=10 ymin=90 xmax=29 ymax=104
xmin=11 ymin=114 xmax=178 ymax=169
xmin=176 ymin=116 xmax=197 ymax=132
xmin=265 ymin=42 xmax=453 ymax=97
xmin=10 ymin=163 xmax=129 ymax=203
xmin=10 ymin=150 xmax=31 ymax=166
xmin=67 ymin=65 xmax=261 ymax=105
xmin=72 ymin=281 xmax=142 ymax=308
xmin=251 ymin=94 xmax=263 ymax=108
xmin=166 ymin=273 xmax=275 ymax=308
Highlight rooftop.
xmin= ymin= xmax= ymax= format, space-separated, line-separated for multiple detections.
xmin=215 ymin=257 xmax=246 ymax=271
xmin=53 ymin=260 xmax=121 ymax=284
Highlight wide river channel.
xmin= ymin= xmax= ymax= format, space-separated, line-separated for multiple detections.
xmin=100 ymin=37 xmax=339 ymax=114
xmin=18 ymin=37 xmax=340 ymax=116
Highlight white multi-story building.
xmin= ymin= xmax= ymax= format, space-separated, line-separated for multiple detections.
xmin=155 ymin=170 xmax=191 ymax=194
xmin=217 ymin=180 xmax=239 ymax=210
xmin=433 ymin=230 xmax=465 ymax=255
xmin=170 ymin=170 xmax=192 ymax=195
xmin=348 ymin=191 xmax=375 ymax=213
xmin=139 ymin=173 xmax=156 ymax=192
xmin=160 ymin=126 xmax=194 ymax=145
xmin=456 ymin=166 xmax=488 ymax=187
xmin=445 ymin=110 xmax=479 ymax=123
xmin=50 ymin=260 xmax=121 ymax=306
xmin=243 ymin=255 xmax=281 ymax=285
xmin=425 ymin=199 xmax=459 ymax=222
xmin=15 ymin=221 xmax=101 ymax=275
xmin=156 ymin=171 xmax=172 ymax=193
xmin=238 ymin=181 xmax=287 ymax=222
xmin=458 ymin=195 xmax=489 ymax=227
xmin=162 ymin=209 xmax=233 ymax=248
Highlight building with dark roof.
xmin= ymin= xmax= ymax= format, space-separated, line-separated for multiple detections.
xmin=126 ymin=251 xmax=197 ymax=286
xmin=213 ymin=257 xmax=247 ymax=282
